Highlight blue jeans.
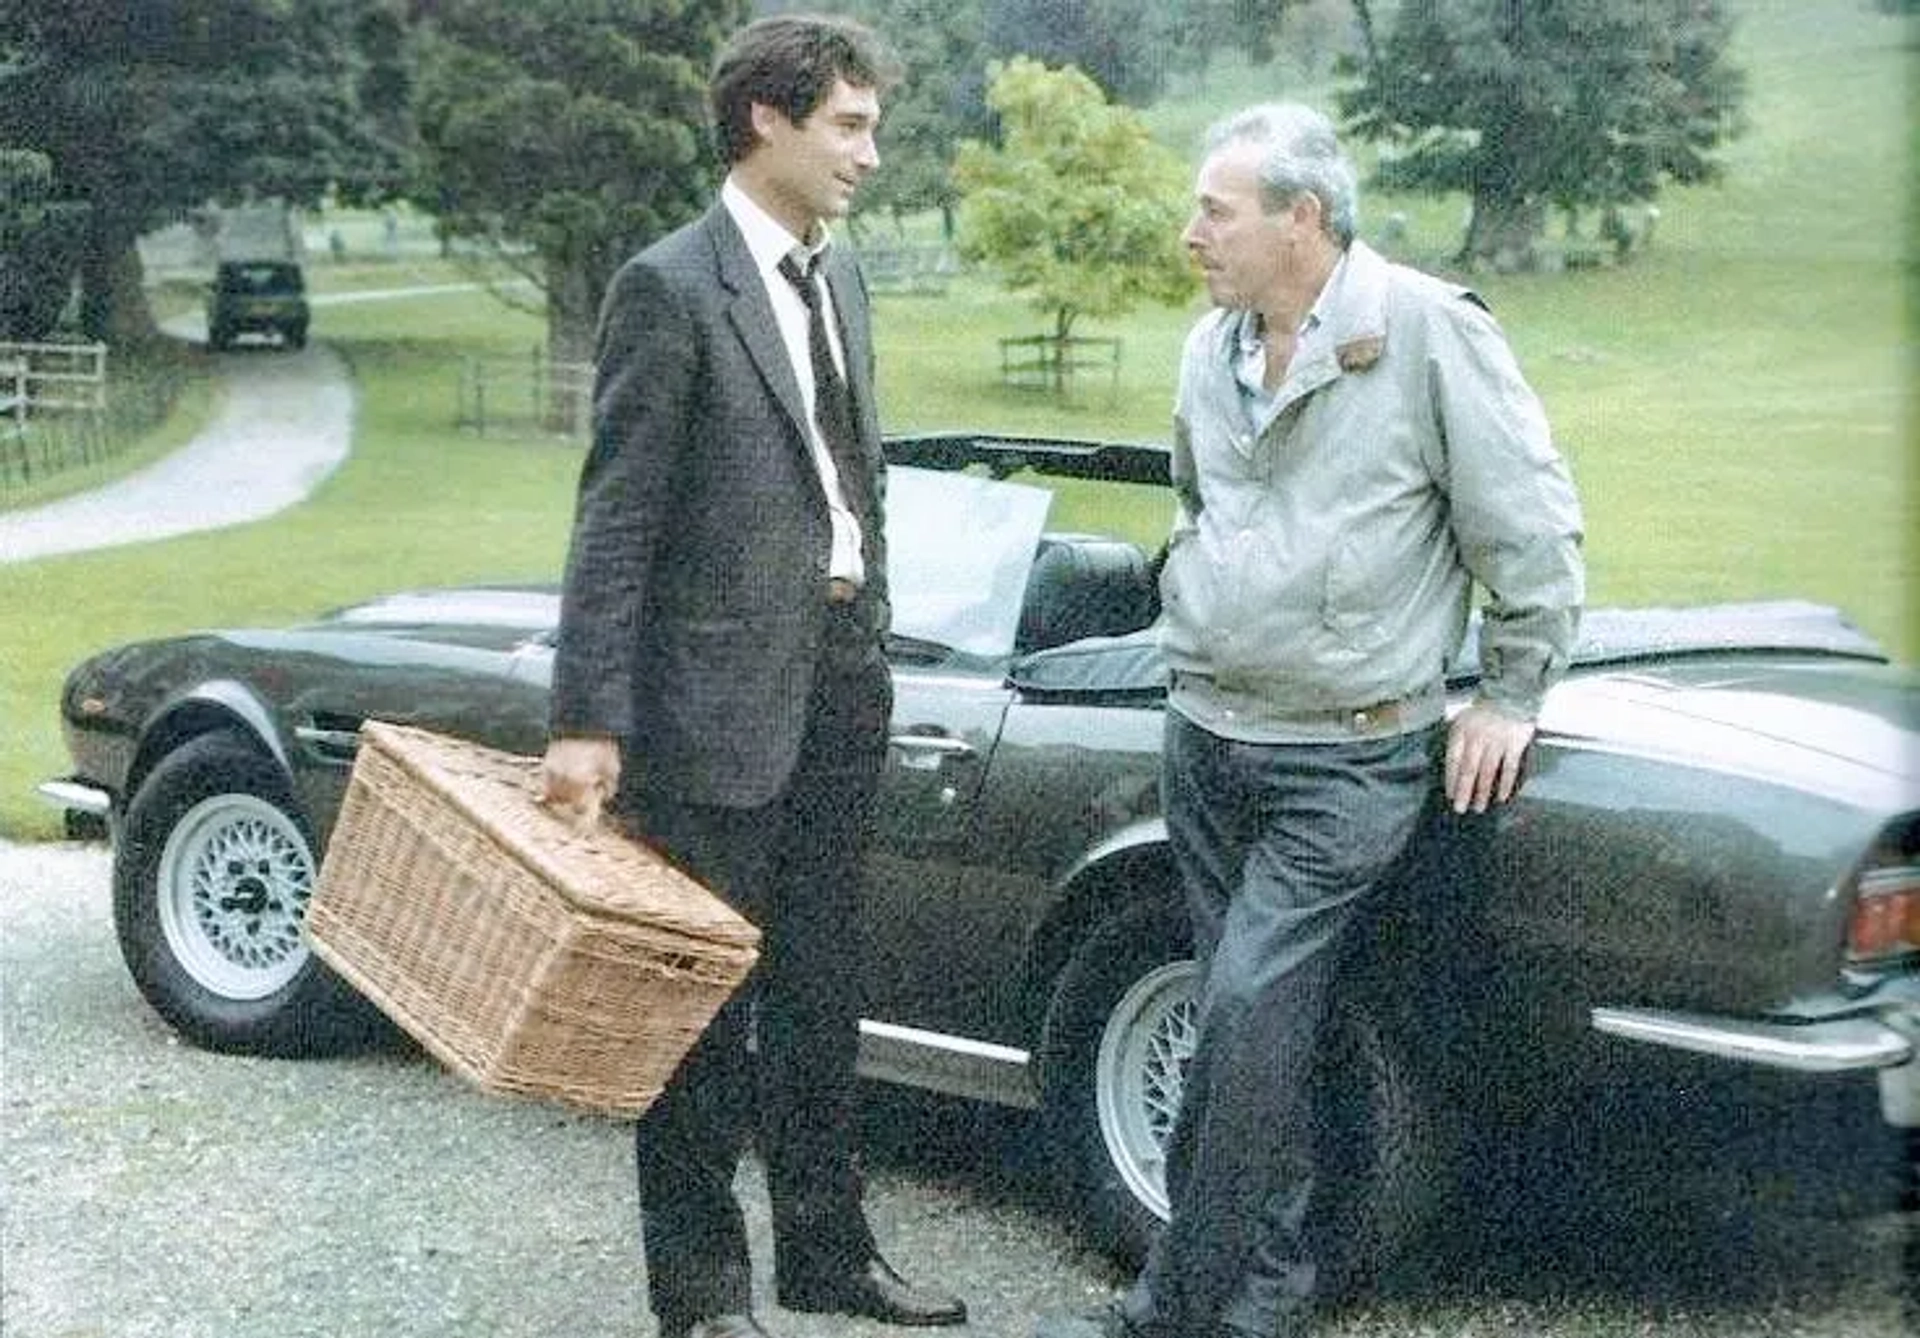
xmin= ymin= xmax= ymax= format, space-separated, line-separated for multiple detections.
xmin=1124 ymin=711 xmax=1441 ymax=1337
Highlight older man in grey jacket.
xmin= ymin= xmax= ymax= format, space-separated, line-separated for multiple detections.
xmin=1039 ymin=103 xmax=1584 ymax=1338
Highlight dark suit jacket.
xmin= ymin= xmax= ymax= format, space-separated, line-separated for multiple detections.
xmin=550 ymin=203 xmax=890 ymax=808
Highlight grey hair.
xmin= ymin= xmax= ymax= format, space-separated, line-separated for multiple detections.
xmin=1204 ymin=103 xmax=1358 ymax=246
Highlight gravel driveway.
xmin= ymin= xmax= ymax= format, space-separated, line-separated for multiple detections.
xmin=4 ymin=838 xmax=1914 ymax=1338
xmin=0 ymin=839 xmax=1124 ymax=1338
xmin=0 ymin=340 xmax=353 ymax=565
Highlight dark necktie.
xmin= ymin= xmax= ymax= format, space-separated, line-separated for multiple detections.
xmin=777 ymin=251 xmax=867 ymax=523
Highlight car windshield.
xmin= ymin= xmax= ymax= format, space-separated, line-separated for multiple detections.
xmin=884 ymin=466 xmax=1051 ymax=659
xmin=219 ymin=263 xmax=301 ymax=293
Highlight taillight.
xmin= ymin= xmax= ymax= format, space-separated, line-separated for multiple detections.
xmin=1847 ymin=861 xmax=1920 ymax=966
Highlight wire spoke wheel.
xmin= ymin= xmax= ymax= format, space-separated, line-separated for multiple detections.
xmin=157 ymin=793 xmax=315 ymax=1000
xmin=1094 ymin=958 xmax=1199 ymax=1221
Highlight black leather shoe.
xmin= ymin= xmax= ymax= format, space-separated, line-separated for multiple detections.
xmin=778 ymin=1255 xmax=967 ymax=1327
xmin=672 ymin=1314 xmax=776 ymax=1338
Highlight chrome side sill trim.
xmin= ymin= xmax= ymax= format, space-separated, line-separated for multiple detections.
xmin=35 ymin=779 xmax=111 ymax=817
xmin=1591 ymin=1005 xmax=1914 ymax=1073
xmin=856 ymin=1019 xmax=1039 ymax=1110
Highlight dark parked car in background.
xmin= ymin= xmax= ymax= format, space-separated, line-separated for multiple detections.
xmin=39 ymin=434 xmax=1919 ymax=1290
xmin=205 ymin=259 xmax=308 ymax=351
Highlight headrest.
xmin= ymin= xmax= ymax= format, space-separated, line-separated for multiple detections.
xmin=1016 ymin=535 xmax=1158 ymax=653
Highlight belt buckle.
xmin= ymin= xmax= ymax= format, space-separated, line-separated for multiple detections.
xmin=826 ymin=577 xmax=860 ymax=606
xmin=1349 ymin=699 xmax=1401 ymax=733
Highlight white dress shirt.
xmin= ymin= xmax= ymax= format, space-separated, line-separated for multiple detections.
xmin=721 ymin=177 xmax=865 ymax=586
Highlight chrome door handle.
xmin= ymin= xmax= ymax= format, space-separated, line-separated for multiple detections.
xmin=889 ymin=734 xmax=976 ymax=771
xmin=294 ymin=724 xmax=362 ymax=762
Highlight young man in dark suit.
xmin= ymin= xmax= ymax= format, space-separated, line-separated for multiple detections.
xmin=540 ymin=15 xmax=965 ymax=1338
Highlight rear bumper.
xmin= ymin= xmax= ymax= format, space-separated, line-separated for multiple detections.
xmin=1593 ymin=998 xmax=1920 ymax=1127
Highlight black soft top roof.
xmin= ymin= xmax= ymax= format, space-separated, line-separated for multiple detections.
xmin=884 ymin=432 xmax=1172 ymax=485
xmin=1011 ymin=602 xmax=1888 ymax=697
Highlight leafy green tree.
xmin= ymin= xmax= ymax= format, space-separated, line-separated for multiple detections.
xmin=983 ymin=0 xmax=1186 ymax=104
xmin=979 ymin=0 xmax=1307 ymax=103
xmin=1165 ymin=0 xmax=1302 ymax=70
xmin=409 ymin=0 xmax=746 ymax=366
xmin=0 ymin=148 xmax=88 ymax=339
xmin=953 ymin=58 xmax=1193 ymax=388
xmin=0 ymin=0 xmax=410 ymax=342
xmin=796 ymin=0 xmax=1304 ymax=238
xmin=822 ymin=0 xmax=990 ymax=238
xmin=1340 ymin=0 xmax=1746 ymax=270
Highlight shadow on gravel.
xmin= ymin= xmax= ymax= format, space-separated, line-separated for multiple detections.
xmin=857 ymin=1083 xmax=1069 ymax=1213
xmin=852 ymin=1068 xmax=1918 ymax=1323
xmin=1426 ymin=1078 xmax=1912 ymax=1306
xmin=1410 ymin=1069 xmax=1917 ymax=1337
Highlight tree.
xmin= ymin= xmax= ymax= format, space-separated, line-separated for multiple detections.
xmin=1173 ymin=0 xmax=1303 ymax=70
xmin=978 ymin=0 xmax=1309 ymax=105
xmin=953 ymin=58 xmax=1194 ymax=389
xmin=408 ymin=0 xmax=746 ymax=368
xmin=0 ymin=148 xmax=88 ymax=339
xmin=0 ymin=0 xmax=411 ymax=342
xmin=821 ymin=0 xmax=991 ymax=239
xmin=1340 ymin=0 xmax=1746 ymax=271
xmin=983 ymin=0 xmax=1187 ymax=104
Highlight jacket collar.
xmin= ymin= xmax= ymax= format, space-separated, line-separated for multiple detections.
xmin=704 ymin=189 xmax=875 ymax=454
xmin=1309 ymin=239 xmax=1389 ymax=373
xmin=1214 ymin=239 xmax=1392 ymax=392
xmin=721 ymin=176 xmax=832 ymax=284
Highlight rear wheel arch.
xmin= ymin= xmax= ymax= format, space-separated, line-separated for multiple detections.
xmin=1031 ymin=859 xmax=1460 ymax=1296
xmin=1023 ymin=840 xmax=1183 ymax=1044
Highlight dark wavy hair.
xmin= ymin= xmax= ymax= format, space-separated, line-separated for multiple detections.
xmin=709 ymin=13 xmax=902 ymax=166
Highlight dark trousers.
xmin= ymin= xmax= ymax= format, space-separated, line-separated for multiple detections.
xmin=626 ymin=613 xmax=891 ymax=1330
xmin=1124 ymin=711 xmax=1439 ymax=1338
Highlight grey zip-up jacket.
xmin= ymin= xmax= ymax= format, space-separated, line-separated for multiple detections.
xmin=1159 ymin=241 xmax=1585 ymax=741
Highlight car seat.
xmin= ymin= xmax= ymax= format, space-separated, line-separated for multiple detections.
xmin=1016 ymin=534 xmax=1159 ymax=653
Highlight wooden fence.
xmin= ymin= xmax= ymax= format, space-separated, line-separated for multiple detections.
xmin=1 ymin=360 xmax=25 ymax=448
xmin=0 ymin=340 xmax=108 ymax=412
xmin=998 ymin=333 xmax=1122 ymax=402
xmin=456 ymin=350 xmax=592 ymax=439
xmin=0 ymin=341 xmax=111 ymax=489
xmin=858 ymin=243 xmax=958 ymax=295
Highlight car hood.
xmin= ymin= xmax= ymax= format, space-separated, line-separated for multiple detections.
xmin=1542 ymin=658 xmax=1919 ymax=812
xmin=304 ymin=585 xmax=560 ymax=654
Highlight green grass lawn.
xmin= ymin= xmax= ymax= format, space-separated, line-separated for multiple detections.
xmin=2 ymin=0 xmax=1910 ymax=841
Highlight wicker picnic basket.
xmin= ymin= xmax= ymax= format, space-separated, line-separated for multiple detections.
xmin=306 ymin=720 xmax=759 ymax=1115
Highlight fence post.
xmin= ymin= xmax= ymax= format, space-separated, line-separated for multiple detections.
xmin=87 ymin=342 xmax=108 ymax=413
xmin=1 ymin=359 xmax=27 ymax=484
xmin=529 ymin=346 xmax=545 ymax=430
xmin=450 ymin=354 xmax=593 ymax=439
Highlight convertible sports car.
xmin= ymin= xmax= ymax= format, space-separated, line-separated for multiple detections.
xmin=40 ymin=433 xmax=1920 ymax=1289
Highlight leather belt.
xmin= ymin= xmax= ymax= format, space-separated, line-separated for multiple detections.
xmin=826 ymin=577 xmax=861 ymax=606
xmin=1168 ymin=669 xmax=1439 ymax=738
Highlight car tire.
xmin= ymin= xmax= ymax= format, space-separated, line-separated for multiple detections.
xmin=112 ymin=731 xmax=377 ymax=1057
xmin=285 ymin=324 xmax=307 ymax=350
xmin=206 ymin=326 xmax=230 ymax=352
xmin=1038 ymin=898 xmax=1194 ymax=1266
xmin=1305 ymin=991 xmax=1455 ymax=1296
xmin=1038 ymin=898 xmax=1451 ymax=1298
